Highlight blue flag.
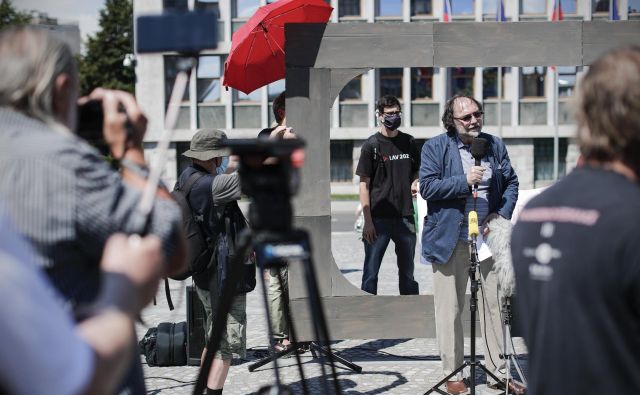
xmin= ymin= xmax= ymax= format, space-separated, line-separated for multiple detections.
xmin=496 ymin=0 xmax=506 ymax=22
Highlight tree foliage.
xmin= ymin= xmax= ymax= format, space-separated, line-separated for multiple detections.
xmin=0 ymin=0 xmax=31 ymax=30
xmin=80 ymin=0 xmax=134 ymax=95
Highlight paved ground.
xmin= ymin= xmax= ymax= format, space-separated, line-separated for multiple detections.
xmin=138 ymin=201 xmax=528 ymax=394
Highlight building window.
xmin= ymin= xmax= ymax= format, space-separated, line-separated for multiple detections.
xmin=377 ymin=0 xmax=402 ymax=17
xmin=379 ymin=68 xmax=403 ymax=98
xmin=630 ymin=0 xmax=640 ymax=14
xmin=197 ymin=56 xmax=223 ymax=103
xmin=330 ymin=141 xmax=354 ymax=182
xmin=482 ymin=67 xmax=504 ymax=99
xmin=340 ymin=75 xmax=363 ymax=101
xmin=558 ymin=67 xmax=577 ymax=97
xmin=593 ymin=0 xmax=617 ymax=13
xmin=164 ymin=56 xmax=191 ymax=106
xmin=452 ymin=0 xmax=475 ymax=15
xmin=411 ymin=0 xmax=432 ymax=15
xmin=195 ymin=0 xmax=219 ymax=13
xmin=339 ymin=0 xmax=361 ymax=17
xmin=233 ymin=0 xmax=259 ymax=17
xmin=267 ymin=79 xmax=285 ymax=101
xmin=450 ymin=67 xmax=475 ymax=96
xmin=176 ymin=141 xmax=191 ymax=176
xmin=520 ymin=0 xmax=546 ymax=14
xmin=562 ymin=0 xmax=578 ymax=14
xmin=236 ymin=89 xmax=261 ymax=102
xmin=411 ymin=67 xmax=433 ymax=100
xmin=163 ymin=0 xmax=188 ymax=12
xmin=521 ymin=66 xmax=546 ymax=98
xmin=534 ymin=138 xmax=568 ymax=181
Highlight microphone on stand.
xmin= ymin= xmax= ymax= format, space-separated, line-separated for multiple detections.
xmin=470 ymin=137 xmax=489 ymax=196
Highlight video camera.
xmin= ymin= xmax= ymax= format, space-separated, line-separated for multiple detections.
xmin=221 ymin=139 xmax=306 ymax=233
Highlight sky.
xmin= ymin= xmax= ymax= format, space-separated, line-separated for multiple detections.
xmin=14 ymin=0 xmax=103 ymax=40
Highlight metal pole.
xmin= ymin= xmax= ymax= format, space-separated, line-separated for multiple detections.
xmin=497 ymin=67 xmax=503 ymax=137
xmin=553 ymin=67 xmax=559 ymax=181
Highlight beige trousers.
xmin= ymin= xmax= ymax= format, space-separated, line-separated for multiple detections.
xmin=432 ymin=241 xmax=505 ymax=381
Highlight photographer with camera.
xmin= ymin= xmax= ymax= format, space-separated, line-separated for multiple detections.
xmin=0 ymin=27 xmax=186 ymax=394
xmin=176 ymin=128 xmax=253 ymax=395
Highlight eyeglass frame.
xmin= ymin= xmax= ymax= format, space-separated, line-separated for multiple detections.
xmin=454 ymin=110 xmax=484 ymax=122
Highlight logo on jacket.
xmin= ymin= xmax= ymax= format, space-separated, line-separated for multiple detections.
xmin=382 ymin=153 xmax=410 ymax=162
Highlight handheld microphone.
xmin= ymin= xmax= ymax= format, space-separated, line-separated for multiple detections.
xmin=468 ymin=210 xmax=479 ymax=238
xmin=470 ymin=138 xmax=488 ymax=195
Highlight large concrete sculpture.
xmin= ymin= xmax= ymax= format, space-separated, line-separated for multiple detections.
xmin=284 ymin=21 xmax=640 ymax=340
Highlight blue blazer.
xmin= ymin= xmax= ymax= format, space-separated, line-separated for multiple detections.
xmin=419 ymin=131 xmax=519 ymax=264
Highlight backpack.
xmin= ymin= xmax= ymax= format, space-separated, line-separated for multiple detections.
xmin=169 ymin=172 xmax=214 ymax=281
xmin=138 ymin=322 xmax=187 ymax=367
xmin=213 ymin=201 xmax=256 ymax=295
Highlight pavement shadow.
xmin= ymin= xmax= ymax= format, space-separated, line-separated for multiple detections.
xmin=245 ymin=370 xmax=407 ymax=395
xmin=340 ymin=268 xmax=361 ymax=274
xmin=145 ymin=376 xmax=195 ymax=394
xmin=331 ymin=338 xmax=441 ymax=363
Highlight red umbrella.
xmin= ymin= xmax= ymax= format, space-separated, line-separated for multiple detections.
xmin=223 ymin=0 xmax=333 ymax=94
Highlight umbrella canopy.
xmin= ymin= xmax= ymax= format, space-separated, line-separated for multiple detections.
xmin=223 ymin=0 xmax=333 ymax=94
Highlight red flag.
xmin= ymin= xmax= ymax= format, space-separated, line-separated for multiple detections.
xmin=551 ymin=0 xmax=564 ymax=21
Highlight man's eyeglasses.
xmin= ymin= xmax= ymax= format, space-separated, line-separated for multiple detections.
xmin=454 ymin=111 xmax=484 ymax=122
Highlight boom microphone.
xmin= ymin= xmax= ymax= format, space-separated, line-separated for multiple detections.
xmin=486 ymin=216 xmax=515 ymax=298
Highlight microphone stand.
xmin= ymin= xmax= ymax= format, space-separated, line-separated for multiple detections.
xmin=424 ymin=187 xmax=503 ymax=395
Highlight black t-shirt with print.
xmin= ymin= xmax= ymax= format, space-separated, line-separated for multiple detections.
xmin=511 ymin=166 xmax=640 ymax=394
xmin=356 ymin=131 xmax=419 ymax=218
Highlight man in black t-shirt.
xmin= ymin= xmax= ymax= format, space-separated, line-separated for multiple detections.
xmin=512 ymin=46 xmax=640 ymax=394
xmin=356 ymin=95 xmax=420 ymax=295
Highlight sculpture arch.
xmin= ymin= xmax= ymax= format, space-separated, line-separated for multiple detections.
xmin=284 ymin=21 xmax=640 ymax=340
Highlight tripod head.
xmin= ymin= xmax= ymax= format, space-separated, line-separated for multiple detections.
xmin=222 ymin=139 xmax=305 ymax=233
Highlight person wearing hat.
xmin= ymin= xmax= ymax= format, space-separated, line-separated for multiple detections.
xmin=178 ymin=129 xmax=244 ymax=395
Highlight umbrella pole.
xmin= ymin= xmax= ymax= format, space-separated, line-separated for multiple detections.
xmin=131 ymin=57 xmax=196 ymax=233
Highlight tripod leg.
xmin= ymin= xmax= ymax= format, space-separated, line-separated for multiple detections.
xmin=278 ymin=269 xmax=310 ymax=395
xmin=310 ymin=343 xmax=362 ymax=373
xmin=254 ymin=266 xmax=283 ymax=387
xmin=424 ymin=362 xmax=470 ymax=395
xmin=297 ymin=231 xmax=342 ymax=395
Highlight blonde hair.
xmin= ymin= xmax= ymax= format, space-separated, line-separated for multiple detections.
xmin=0 ymin=26 xmax=78 ymax=126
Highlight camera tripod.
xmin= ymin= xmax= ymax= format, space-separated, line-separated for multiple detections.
xmin=193 ymin=228 xmax=345 ymax=395
xmin=247 ymin=254 xmax=361 ymax=374
xmin=424 ymin=217 xmax=503 ymax=395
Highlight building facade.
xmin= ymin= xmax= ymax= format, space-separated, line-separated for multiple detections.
xmin=134 ymin=0 xmax=639 ymax=193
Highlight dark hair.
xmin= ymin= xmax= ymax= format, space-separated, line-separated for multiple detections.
xmin=576 ymin=46 xmax=640 ymax=173
xmin=273 ymin=91 xmax=286 ymax=124
xmin=441 ymin=95 xmax=483 ymax=135
xmin=376 ymin=95 xmax=401 ymax=114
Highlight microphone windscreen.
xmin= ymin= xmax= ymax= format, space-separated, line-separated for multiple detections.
xmin=468 ymin=210 xmax=479 ymax=237
xmin=486 ymin=216 xmax=515 ymax=298
xmin=471 ymin=137 xmax=488 ymax=161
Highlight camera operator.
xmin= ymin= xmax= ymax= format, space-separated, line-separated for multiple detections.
xmin=0 ymin=211 xmax=165 ymax=395
xmin=0 ymin=26 xmax=186 ymax=394
xmin=511 ymin=46 xmax=640 ymax=394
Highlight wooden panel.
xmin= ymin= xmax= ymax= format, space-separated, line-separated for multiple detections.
xmin=286 ymin=23 xmax=435 ymax=68
xmin=583 ymin=21 xmax=640 ymax=65
xmin=434 ymin=22 xmax=582 ymax=67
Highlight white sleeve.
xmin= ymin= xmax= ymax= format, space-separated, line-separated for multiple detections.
xmin=0 ymin=220 xmax=94 ymax=395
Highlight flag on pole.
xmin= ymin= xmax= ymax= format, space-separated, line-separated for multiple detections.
xmin=551 ymin=0 xmax=563 ymax=21
xmin=443 ymin=0 xmax=452 ymax=22
xmin=496 ymin=0 xmax=506 ymax=22
xmin=611 ymin=0 xmax=620 ymax=20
